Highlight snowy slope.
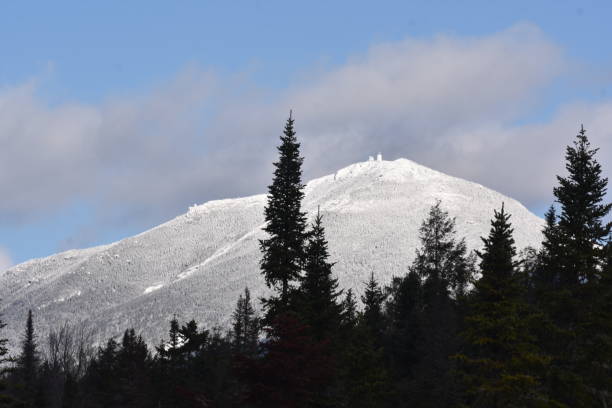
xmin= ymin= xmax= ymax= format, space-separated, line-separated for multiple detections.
xmin=0 ymin=158 xmax=544 ymax=348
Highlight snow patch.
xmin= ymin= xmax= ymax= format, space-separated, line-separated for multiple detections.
xmin=143 ymin=284 xmax=164 ymax=294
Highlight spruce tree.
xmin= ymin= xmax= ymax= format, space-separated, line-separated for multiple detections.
xmin=361 ymin=273 xmax=386 ymax=344
xmin=456 ymin=206 xmax=551 ymax=407
xmin=259 ymin=112 xmax=308 ymax=320
xmin=412 ymin=201 xmax=473 ymax=297
xmin=403 ymin=202 xmax=474 ymax=407
xmin=298 ymin=210 xmax=343 ymax=342
xmin=340 ymin=321 xmax=389 ymax=408
xmin=534 ymin=126 xmax=612 ymax=405
xmin=384 ymin=273 xmax=423 ymax=402
xmin=231 ymin=287 xmax=260 ymax=357
xmin=116 ymin=329 xmax=151 ymax=407
xmin=533 ymin=206 xmax=563 ymax=297
xmin=340 ymin=289 xmax=358 ymax=330
xmin=553 ymin=125 xmax=611 ymax=285
xmin=335 ymin=279 xmax=389 ymax=408
xmin=16 ymin=309 xmax=40 ymax=401
xmin=84 ymin=338 xmax=119 ymax=407
xmin=239 ymin=314 xmax=334 ymax=408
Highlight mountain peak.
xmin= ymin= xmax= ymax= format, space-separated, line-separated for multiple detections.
xmin=0 ymin=158 xmax=543 ymax=350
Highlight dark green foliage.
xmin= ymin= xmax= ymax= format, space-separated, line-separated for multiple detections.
xmin=231 ymin=287 xmax=260 ymax=357
xmin=456 ymin=206 xmax=552 ymax=407
xmin=413 ymin=201 xmax=474 ymax=297
xmin=13 ymin=310 xmax=40 ymax=404
xmin=340 ymin=321 xmax=389 ymax=408
xmin=389 ymin=202 xmax=474 ymax=407
xmin=298 ymin=210 xmax=343 ymax=342
xmin=340 ymin=289 xmax=358 ymax=329
xmin=361 ymin=273 xmax=386 ymax=345
xmin=554 ymin=126 xmax=611 ymax=285
xmin=82 ymin=338 xmax=119 ymax=407
xmin=82 ymin=330 xmax=152 ymax=408
xmin=384 ymin=273 xmax=422 ymax=382
xmin=239 ymin=313 xmax=335 ymax=408
xmin=529 ymin=126 xmax=612 ymax=406
xmin=260 ymin=112 xmax=308 ymax=318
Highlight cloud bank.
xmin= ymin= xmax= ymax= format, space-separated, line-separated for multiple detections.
xmin=1 ymin=23 xmax=611 ymax=250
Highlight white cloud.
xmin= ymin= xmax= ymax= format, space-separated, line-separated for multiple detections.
xmin=1 ymin=23 xmax=610 ymax=249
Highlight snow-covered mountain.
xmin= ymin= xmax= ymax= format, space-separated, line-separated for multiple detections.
xmin=0 ymin=158 xmax=544 ymax=348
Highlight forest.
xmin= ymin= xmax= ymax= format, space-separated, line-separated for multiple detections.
xmin=0 ymin=116 xmax=611 ymax=408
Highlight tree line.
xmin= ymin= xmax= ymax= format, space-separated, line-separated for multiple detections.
xmin=0 ymin=117 xmax=610 ymax=407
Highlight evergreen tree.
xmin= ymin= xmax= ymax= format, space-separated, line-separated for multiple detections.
xmin=156 ymin=315 xmax=182 ymax=364
xmin=239 ymin=314 xmax=334 ymax=408
xmin=298 ymin=210 xmax=343 ymax=342
xmin=231 ymin=287 xmax=260 ymax=357
xmin=401 ymin=202 xmax=474 ymax=407
xmin=384 ymin=272 xmax=423 ymax=403
xmin=260 ymin=112 xmax=308 ymax=319
xmin=533 ymin=126 xmax=612 ymax=405
xmin=553 ymin=125 xmax=611 ymax=285
xmin=412 ymin=201 xmax=473 ymax=297
xmin=456 ymin=206 xmax=552 ymax=407
xmin=83 ymin=338 xmax=119 ymax=407
xmin=340 ymin=289 xmax=358 ymax=330
xmin=116 ymin=329 xmax=151 ymax=407
xmin=340 ymin=321 xmax=389 ymax=408
xmin=361 ymin=273 xmax=385 ymax=344
xmin=15 ymin=309 xmax=40 ymax=402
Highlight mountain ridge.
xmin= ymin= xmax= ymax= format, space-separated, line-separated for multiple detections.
xmin=0 ymin=158 xmax=544 ymax=349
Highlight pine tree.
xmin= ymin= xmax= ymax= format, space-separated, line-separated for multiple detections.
xmin=231 ymin=287 xmax=259 ymax=357
xmin=298 ymin=210 xmax=343 ymax=342
xmin=15 ymin=309 xmax=40 ymax=401
xmin=260 ymin=112 xmax=308 ymax=319
xmin=340 ymin=289 xmax=358 ymax=330
xmin=412 ymin=201 xmax=474 ymax=297
xmin=156 ymin=315 xmax=182 ymax=363
xmin=116 ymin=329 xmax=151 ymax=407
xmin=553 ymin=126 xmax=611 ymax=285
xmin=340 ymin=321 xmax=389 ymax=408
xmin=239 ymin=314 xmax=334 ymax=408
xmin=84 ymin=338 xmax=119 ymax=407
xmin=456 ymin=206 xmax=551 ymax=407
xmin=384 ymin=272 xmax=423 ymax=403
xmin=402 ymin=202 xmax=474 ymax=407
xmin=361 ymin=273 xmax=385 ymax=344
xmin=533 ymin=126 xmax=612 ymax=405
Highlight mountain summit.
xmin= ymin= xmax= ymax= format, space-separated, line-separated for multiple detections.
xmin=0 ymin=158 xmax=543 ymax=346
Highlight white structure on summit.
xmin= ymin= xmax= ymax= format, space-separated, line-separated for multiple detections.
xmin=377 ymin=152 xmax=382 ymax=162
xmin=368 ymin=156 xmax=374 ymax=161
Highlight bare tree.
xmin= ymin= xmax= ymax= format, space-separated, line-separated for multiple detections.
xmin=45 ymin=321 xmax=95 ymax=380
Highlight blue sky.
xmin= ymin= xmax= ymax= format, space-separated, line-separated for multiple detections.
xmin=1 ymin=1 xmax=612 ymax=267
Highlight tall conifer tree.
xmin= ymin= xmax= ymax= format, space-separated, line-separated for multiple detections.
xmin=456 ymin=206 xmax=551 ymax=407
xmin=298 ymin=210 xmax=343 ymax=341
xmin=361 ymin=273 xmax=385 ymax=344
xmin=412 ymin=201 xmax=473 ymax=297
xmin=403 ymin=202 xmax=473 ymax=407
xmin=260 ymin=112 xmax=307 ymax=319
xmin=534 ymin=126 xmax=612 ymax=405
xmin=231 ymin=287 xmax=259 ymax=357
xmin=16 ymin=310 xmax=40 ymax=401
